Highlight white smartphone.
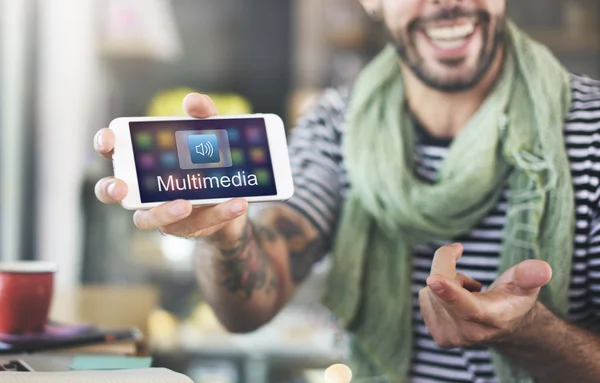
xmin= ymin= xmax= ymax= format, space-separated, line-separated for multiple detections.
xmin=109 ymin=114 xmax=294 ymax=210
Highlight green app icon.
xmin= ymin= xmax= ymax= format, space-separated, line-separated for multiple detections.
xmin=255 ymin=169 xmax=271 ymax=185
xmin=135 ymin=132 xmax=153 ymax=149
xmin=231 ymin=149 xmax=245 ymax=166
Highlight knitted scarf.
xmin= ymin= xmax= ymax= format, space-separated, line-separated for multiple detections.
xmin=322 ymin=21 xmax=574 ymax=383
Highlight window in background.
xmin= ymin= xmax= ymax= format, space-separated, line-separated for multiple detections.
xmin=1 ymin=0 xmax=38 ymax=263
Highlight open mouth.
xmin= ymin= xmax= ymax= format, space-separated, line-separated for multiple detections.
xmin=422 ymin=20 xmax=479 ymax=52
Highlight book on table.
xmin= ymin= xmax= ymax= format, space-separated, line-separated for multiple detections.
xmin=0 ymin=323 xmax=142 ymax=355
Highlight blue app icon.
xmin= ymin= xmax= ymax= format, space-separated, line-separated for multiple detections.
xmin=226 ymin=127 xmax=241 ymax=143
xmin=188 ymin=134 xmax=221 ymax=164
xmin=160 ymin=152 xmax=179 ymax=169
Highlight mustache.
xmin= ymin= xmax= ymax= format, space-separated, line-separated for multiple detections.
xmin=409 ymin=7 xmax=491 ymax=31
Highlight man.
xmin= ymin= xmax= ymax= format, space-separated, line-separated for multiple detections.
xmin=93 ymin=0 xmax=600 ymax=382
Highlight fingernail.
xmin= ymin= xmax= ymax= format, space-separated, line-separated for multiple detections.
xmin=107 ymin=182 xmax=118 ymax=198
xmin=230 ymin=201 xmax=244 ymax=214
xmin=429 ymin=282 xmax=445 ymax=294
xmin=95 ymin=131 xmax=104 ymax=150
xmin=169 ymin=202 xmax=187 ymax=217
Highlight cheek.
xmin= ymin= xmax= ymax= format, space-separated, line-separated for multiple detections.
xmin=483 ymin=0 xmax=506 ymax=21
xmin=414 ymin=30 xmax=434 ymax=58
xmin=382 ymin=0 xmax=419 ymax=34
xmin=487 ymin=1 xmax=505 ymax=15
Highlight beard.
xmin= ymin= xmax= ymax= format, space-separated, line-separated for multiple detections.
xmin=390 ymin=7 xmax=506 ymax=93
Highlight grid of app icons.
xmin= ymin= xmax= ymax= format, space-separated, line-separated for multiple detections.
xmin=133 ymin=129 xmax=180 ymax=174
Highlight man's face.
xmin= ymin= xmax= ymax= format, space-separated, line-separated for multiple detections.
xmin=373 ymin=0 xmax=507 ymax=92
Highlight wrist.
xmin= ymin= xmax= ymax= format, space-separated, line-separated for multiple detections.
xmin=491 ymin=301 xmax=555 ymax=348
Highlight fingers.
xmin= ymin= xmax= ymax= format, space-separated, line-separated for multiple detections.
xmin=133 ymin=200 xmax=194 ymax=231
xmin=425 ymin=272 xmax=481 ymax=297
xmin=490 ymin=259 xmax=552 ymax=297
xmin=161 ymin=198 xmax=248 ymax=236
xmin=94 ymin=128 xmax=115 ymax=160
xmin=183 ymin=93 xmax=219 ymax=118
xmin=426 ymin=275 xmax=481 ymax=316
xmin=512 ymin=260 xmax=552 ymax=295
xmin=456 ymin=273 xmax=482 ymax=292
xmin=95 ymin=177 xmax=128 ymax=204
xmin=430 ymin=243 xmax=463 ymax=280
xmin=133 ymin=198 xmax=247 ymax=235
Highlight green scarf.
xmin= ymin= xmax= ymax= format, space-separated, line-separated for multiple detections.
xmin=322 ymin=21 xmax=574 ymax=383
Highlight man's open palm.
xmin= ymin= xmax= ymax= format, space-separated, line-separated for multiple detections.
xmin=419 ymin=243 xmax=553 ymax=348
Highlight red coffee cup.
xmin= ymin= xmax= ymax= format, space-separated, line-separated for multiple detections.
xmin=0 ymin=262 xmax=57 ymax=334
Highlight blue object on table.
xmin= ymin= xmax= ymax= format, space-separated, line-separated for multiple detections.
xmin=69 ymin=356 xmax=152 ymax=370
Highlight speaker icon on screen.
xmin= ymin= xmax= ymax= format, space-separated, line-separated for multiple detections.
xmin=196 ymin=141 xmax=215 ymax=157
xmin=176 ymin=129 xmax=232 ymax=170
xmin=188 ymin=134 xmax=221 ymax=164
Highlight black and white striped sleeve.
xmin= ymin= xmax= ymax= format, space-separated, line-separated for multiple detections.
xmin=283 ymin=89 xmax=348 ymax=245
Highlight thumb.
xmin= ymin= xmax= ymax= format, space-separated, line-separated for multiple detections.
xmin=183 ymin=93 xmax=219 ymax=118
xmin=510 ymin=260 xmax=553 ymax=295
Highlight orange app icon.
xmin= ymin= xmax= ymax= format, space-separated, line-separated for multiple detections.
xmin=157 ymin=130 xmax=175 ymax=149
xmin=250 ymin=148 xmax=266 ymax=164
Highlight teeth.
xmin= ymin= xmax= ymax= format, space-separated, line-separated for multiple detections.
xmin=432 ymin=39 xmax=466 ymax=49
xmin=426 ymin=23 xmax=475 ymax=41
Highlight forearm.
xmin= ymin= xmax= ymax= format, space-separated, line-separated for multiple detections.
xmin=194 ymin=218 xmax=285 ymax=332
xmin=493 ymin=302 xmax=600 ymax=383
xmin=194 ymin=204 xmax=323 ymax=333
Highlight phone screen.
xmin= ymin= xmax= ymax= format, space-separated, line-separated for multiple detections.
xmin=130 ymin=117 xmax=278 ymax=203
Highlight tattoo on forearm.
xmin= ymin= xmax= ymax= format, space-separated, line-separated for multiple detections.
xmin=274 ymin=216 xmax=323 ymax=283
xmin=215 ymin=206 xmax=325 ymax=299
xmin=254 ymin=224 xmax=280 ymax=294
xmin=217 ymin=221 xmax=279 ymax=300
xmin=219 ymin=220 xmax=251 ymax=258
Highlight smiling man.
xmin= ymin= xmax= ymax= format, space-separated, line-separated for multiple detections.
xmin=94 ymin=1 xmax=600 ymax=382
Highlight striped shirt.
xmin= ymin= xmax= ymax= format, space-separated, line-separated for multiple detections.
xmin=284 ymin=73 xmax=600 ymax=383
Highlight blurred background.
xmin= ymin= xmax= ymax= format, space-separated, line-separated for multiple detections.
xmin=1 ymin=0 xmax=599 ymax=382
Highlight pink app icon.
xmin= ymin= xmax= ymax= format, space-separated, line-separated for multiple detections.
xmin=245 ymin=126 xmax=263 ymax=144
xmin=139 ymin=153 xmax=156 ymax=170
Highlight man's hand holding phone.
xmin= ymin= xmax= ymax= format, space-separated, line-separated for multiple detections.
xmin=93 ymin=93 xmax=249 ymax=242
xmin=94 ymin=93 xmax=321 ymax=335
